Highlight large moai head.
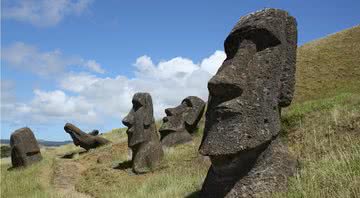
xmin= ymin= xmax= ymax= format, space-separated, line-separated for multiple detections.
xmin=159 ymin=96 xmax=205 ymax=147
xmin=122 ymin=92 xmax=163 ymax=173
xmin=122 ymin=92 xmax=157 ymax=147
xmin=198 ymin=8 xmax=297 ymax=196
xmin=64 ymin=123 xmax=110 ymax=151
xmin=10 ymin=127 xmax=42 ymax=168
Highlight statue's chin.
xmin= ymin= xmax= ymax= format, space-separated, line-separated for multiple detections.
xmin=210 ymin=154 xmax=242 ymax=178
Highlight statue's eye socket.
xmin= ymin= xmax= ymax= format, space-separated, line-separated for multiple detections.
xmin=132 ymin=100 xmax=142 ymax=111
xmin=182 ymin=99 xmax=192 ymax=107
xmin=224 ymin=27 xmax=281 ymax=59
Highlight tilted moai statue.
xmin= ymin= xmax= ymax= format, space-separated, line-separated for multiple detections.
xmin=122 ymin=92 xmax=164 ymax=174
xmin=10 ymin=127 xmax=42 ymax=168
xmin=64 ymin=123 xmax=110 ymax=151
xmin=159 ymin=96 xmax=205 ymax=147
xmin=198 ymin=9 xmax=298 ymax=197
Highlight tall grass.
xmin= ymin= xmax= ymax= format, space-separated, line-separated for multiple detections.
xmin=0 ymin=152 xmax=59 ymax=198
xmin=75 ymin=138 xmax=209 ymax=198
xmin=275 ymin=93 xmax=360 ymax=198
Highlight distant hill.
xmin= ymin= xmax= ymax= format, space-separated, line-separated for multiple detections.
xmin=294 ymin=25 xmax=360 ymax=103
xmin=0 ymin=139 xmax=72 ymax=147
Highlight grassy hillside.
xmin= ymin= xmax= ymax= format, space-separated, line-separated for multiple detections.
xmin=294 ymin=25 xmax=360 ymax=102
xmin=277 ymin=93 xmax=360 ymax=197
xmin=1 ymin=26 xmax=359 ymax=198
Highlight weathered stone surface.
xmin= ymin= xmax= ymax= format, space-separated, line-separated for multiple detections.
xmin=122 ymin=92 xmax=163 ymax=174
xmin=64 ymin=123 xmax=110 ymax=151
xmin=198 ymin=8 xmax=297 ymax=197
xmin=159 ymin=96 xmax=205 ymax=147
xmin=10 ymin=127 xmax=42 ymax=168
xmin=88 ymin=130 xmax=99 ymax=136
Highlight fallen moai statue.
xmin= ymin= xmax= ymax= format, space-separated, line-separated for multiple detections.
xmin=198 ymin=8 xmax=298 ymax=198
xmin=159 ymin=96 xmax=205 ymax=147
xmin=64 ymin=123 xmax=110 ymax=151
xmin=10 ymin=127 xmax=42 ymax=168
xmin=122 ymin=92 xmax=164 ymax=174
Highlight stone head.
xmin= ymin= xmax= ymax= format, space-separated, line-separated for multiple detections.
xmin=64 ymin=123 xmax=88 ymax=146
xmin=199 ymin=9 xmax=297 ymax=168
xmin=64 ymin=123 xmax=110 ymax=150
xmin=122 ymin=92 xmax=155 ymax=147
xmin=159 ymin=96 xmax=205 ymax=136
xmin=10 ymin=127 xmax=42 ymax=167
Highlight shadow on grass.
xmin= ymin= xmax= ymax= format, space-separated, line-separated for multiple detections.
xmin=7 ymin=166 xmax=16 ymax=171
xmin=113 ymin=160 xmax=132 ymax=170
xmin=60 ymin=150 xmax=88 ymax=159
xmin=185 ymin=190 xmax=200 ymax=198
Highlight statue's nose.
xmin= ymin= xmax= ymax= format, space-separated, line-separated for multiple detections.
xmin=64 ymin=123 xmax=73 ymax=132
xmin=165 ymin=108 xmax=175 ymax=116
xmin=208 ymin=75 xmax=243 ymax=100
xmin=122 ymin=113 xmax=133 ymax=127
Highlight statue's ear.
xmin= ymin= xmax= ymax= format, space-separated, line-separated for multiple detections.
xmin=185 ymin=105 xmax=205 ymax=126
xmin=184 ymin=110 xmax=197 ymax=126
xmin=184 ymin=97 xmax=206 ymax=127
xmin=143 ymin=113 xmax=153 ymax=127
xmin=279 ymin=15 xmax=297 ymax=107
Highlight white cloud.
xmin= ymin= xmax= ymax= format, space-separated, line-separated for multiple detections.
xmin=1 ymin=84 xmax=99 ymax=126
xmin=60 ymin=73 xmax=99 ymax=92
xmin=200 ymin=50 xmax=226 ymax=75
xmin=1 ymin=80 xmax=35 ymax=126
xmin=2 ymin=50 xmax=226 ymax=129
xmin=84 ymin=60 xmax=105 ymax=74
xmin=2 ymin=0 xmax=93 ymax=27
xmin=2 ymin=42 xmax=105 ymax=76
xmin=29 ymin=89 xmax=98 ymax=123
xmin=62 ymin=51 xmax=226 ymax=119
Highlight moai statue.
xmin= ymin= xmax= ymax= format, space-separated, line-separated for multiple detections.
xmin=159 ymin=96 xmax=205 ymax=147
xmin=198 ymin=9 xmax=298 ymax=198
xmin=10 ymin=127 xmax=42 ymax=168
xmin=122 ymin=92 xmax=164 ymax=174
xmin=64 ymin=123 xmax=110 ymax=151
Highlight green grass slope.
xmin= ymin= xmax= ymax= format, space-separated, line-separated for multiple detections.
xmin=1 ymin=26 xmax=359 ymax=198
xmin=277 ymin=93 xmax=360 ymax=197
xmin=294 ymin=25 xmax=360 ymax=102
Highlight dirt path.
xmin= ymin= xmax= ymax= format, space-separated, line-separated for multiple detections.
xmin=53 ymin=159 xmax=92 ymax=198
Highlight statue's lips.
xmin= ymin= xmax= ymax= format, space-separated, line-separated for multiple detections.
xmin=159 ymin=129 xmax=176 ymax=141
xmin=208 ymin=149 xmax=257 ymax=179
xmin=126 ymin=127 xmax=134 ymax=134
xmin=158 ymin=128 xmax=176 ymax=133
xmin=64 ymin=128 xmax=81 ymax=145
xmin=159 ymin=119 xmax=178 ymax=133
xmin=64 ymin=127 xmax=75 ymax=134
xmin=126 ymin=127 xmax=146 ymax=147
xmin=211 ymin=106 xmax=242 ymax=120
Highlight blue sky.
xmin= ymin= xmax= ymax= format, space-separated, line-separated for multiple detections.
xmin=1 ymin=0 xmax=360 ymax=141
